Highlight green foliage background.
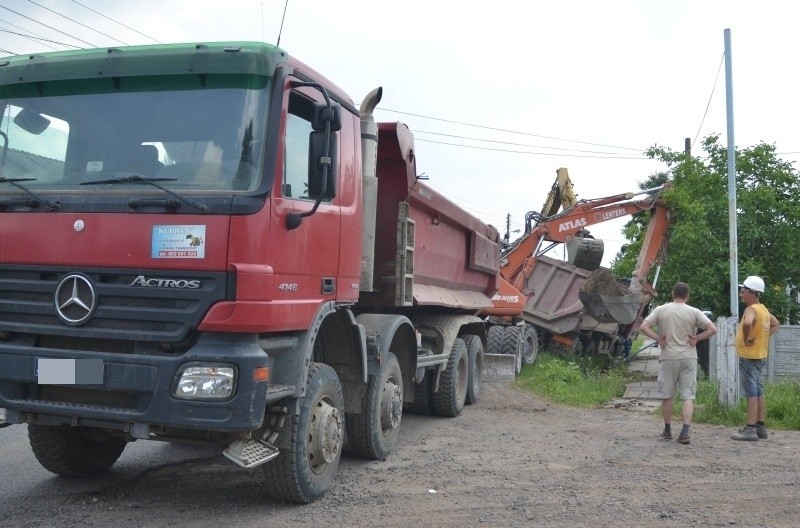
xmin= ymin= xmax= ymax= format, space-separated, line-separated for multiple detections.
xmin=612 ymin=135 xmax=800 ymax=322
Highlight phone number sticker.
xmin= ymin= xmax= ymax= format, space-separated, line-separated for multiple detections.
xmin=152 ymin=225 xmax=206 ymax=259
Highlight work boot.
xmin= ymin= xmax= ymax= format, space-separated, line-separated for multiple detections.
xmin=756 ymin=424 xmax=769 ymax=439
xmin=731 ymin=426 xmax=758 ymax=441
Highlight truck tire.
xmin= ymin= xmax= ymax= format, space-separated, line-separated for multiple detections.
xmin=346 ymin=352 xmax=402 ymax=460
xmin=521 ymin=324 xmax=539 ymax=365
xmin=264 ymin=363 xmax=344 ymax=504
xmin=432 ymin=338 xmax=468 ymax=417
xmin=486 ymin=325 xmax=504 ymax=354
xmin=462 ymin=334 xmax=484 ymax=405
xmin=502 ymin=326 xmax=523 ymax=375
xmin=28 ymin=425 xmax=126 ymax=477
xmin=404 ymin=373 xmax=433 ymax=415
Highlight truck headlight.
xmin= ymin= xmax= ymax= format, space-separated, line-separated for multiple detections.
xmin=174 ymin=364 xmax=236 ymax=400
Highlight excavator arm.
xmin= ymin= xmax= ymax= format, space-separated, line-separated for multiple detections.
xmin=539 ymin=167 xmax=578 ymax=218
xmin=487 ymin=183 xmax=670 ymax=318
xmin=502 ymin=187 xmax=665 ymax=290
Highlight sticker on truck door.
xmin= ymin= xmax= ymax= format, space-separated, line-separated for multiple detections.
xmin=152 ymin=225 xmax=206 ymax=258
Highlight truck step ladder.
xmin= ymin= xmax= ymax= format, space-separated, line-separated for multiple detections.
xmin=223 ymin=439 xmax=279 ymax=468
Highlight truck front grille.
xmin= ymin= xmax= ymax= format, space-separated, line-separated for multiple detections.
xmin=0 ymin=266 xmax=230 ymax=343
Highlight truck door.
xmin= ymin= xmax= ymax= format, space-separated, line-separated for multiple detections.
xmin=267 ymin=83 xmax=341 ymax=329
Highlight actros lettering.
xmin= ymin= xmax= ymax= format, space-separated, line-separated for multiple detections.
xmin=131 ymin=275 xmax=201 ymax=289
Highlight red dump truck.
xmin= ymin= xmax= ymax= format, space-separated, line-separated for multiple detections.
xmin=0 ymin=42 xmax=501 ymax=503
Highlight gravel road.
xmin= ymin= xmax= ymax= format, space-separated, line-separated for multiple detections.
xmin=3 ymin=380 xmax=799 ymax=527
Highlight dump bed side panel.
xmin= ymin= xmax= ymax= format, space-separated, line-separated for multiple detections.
xmin=522 ymin=255 xmax=591 ymax=334
xmin=359 ymin=122 xmax=499 ymax=310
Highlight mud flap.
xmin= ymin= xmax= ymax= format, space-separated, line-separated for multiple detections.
xmin=482 ymin=353 xmax=517 ymax=380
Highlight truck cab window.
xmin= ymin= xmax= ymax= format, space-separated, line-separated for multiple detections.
xmin=1 ymin=105 xmax=68 ymax=182
xmin=283 ymin=91 xmax=335 ymax=201
xmin=283 ymin=96 xmax=312 ymax=199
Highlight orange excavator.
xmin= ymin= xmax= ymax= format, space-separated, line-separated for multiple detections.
xmin=482 ymin=169 xmax=671 ymax=374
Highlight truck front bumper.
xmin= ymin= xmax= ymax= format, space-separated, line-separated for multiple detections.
xmin=0 ymin=333 xmax=272 ymax=433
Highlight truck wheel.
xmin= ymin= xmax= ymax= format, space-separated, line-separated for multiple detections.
xmin=264 ymin=363 xmax=344 ymax=504
xmin=346 ymin=352 xmax=402 ymax=460
xmin=486 ymin=325 xmax=504 ymax=354
xmin=432 ymin=338 xmax=468 ymax=417
xmin=521 ymin=325 xmax=539 ymax=365
xmin=28 ymin=425 xmax=126 ymax=477
xmin=462 ymin=334 xmax=484 ymax=405
xmin=404 ymin=373 xmax=433 ymax=415
xmin=502 ymin=326 xmax=523 ymax=375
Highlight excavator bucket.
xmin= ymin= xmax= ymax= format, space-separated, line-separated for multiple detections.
xmin=578 ymin=268 xmax=640 ymax=325
xmin=567 ymin=237 xmax=604 ymax=271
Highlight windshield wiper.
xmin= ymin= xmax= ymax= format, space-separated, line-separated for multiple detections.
xmin=0 ymin=177 xmax=61 ymax=211
xmin=80 ymin=175 xmax=211 ymax=213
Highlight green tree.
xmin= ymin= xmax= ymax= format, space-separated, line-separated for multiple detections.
xmin=612 ymin=135 xmax=800 ymax=322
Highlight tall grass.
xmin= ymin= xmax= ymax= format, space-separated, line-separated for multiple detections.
xmin=690 ymin=378 xmax=800 ymax=430
xmin=514 ymin=352 xmax=628 ymax=406
xmin=517 ymin=350 xmax=800 ymax=431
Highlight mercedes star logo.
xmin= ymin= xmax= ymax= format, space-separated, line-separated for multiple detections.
xmin=54 ymin=274 xmax=97 ymax=325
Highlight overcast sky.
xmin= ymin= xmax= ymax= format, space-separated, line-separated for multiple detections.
xmin=2 ymin=0 xmax=798 ymax=266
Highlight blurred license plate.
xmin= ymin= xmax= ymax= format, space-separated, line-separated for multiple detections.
xmin=36 ymin=358 xmax=103 ymax=385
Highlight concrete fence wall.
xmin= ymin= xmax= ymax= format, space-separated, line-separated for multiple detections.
xmin=710 ymin=318 xmax=800 ymax=406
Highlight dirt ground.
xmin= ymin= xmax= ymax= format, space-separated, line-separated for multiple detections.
xmin=6 ymin=380 xmax=800 ymax=527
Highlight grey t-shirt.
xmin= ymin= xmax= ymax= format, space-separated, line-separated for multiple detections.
xmin=643 ymin=302 xmax=712 ymax=360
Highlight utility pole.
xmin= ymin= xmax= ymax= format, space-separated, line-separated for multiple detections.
xmin=725 ymin=28 xmax=739 ymax=319
xmin=684 ymin=137 xmax=691 ymax=155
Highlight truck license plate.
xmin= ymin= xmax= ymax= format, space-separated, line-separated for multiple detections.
xmin=36 ymin=358 xmax=104 ymax=385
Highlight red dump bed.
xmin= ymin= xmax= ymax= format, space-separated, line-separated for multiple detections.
xmin=360 ymin=122 xmax=500 ymax=311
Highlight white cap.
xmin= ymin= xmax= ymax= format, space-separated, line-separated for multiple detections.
xmin=739 ymin=276 xmax=765 ymax=293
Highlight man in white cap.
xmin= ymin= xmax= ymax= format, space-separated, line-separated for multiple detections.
xmin=731 ymin=276 xmax=780 ymax=441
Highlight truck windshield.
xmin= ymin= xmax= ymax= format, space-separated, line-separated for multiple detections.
xmin=0 ymin=74 xmax=269 ymax=193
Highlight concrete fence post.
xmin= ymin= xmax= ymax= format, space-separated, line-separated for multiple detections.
xmin=713 ymin=316 xmax=739 ymax=407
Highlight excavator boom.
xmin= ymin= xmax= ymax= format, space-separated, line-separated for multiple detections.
xmin=500 ymin=187 xmax=665 ymax=293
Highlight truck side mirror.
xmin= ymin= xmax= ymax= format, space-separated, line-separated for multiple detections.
xmin=311 ymin=102 xmax=341 ymax=132
xmin=307 ymin=131 xmax=337 ymax=200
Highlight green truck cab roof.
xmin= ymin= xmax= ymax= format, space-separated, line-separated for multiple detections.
xmin=0 ymin=42 xmax=287 ymax=85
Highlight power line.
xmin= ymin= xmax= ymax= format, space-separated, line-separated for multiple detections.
xmin=27 ymin=0 xmax=128 ymax=46
xmin=0 ymin=46 xmax=17 ymax=55
xmin=0 ymin=17 xmax=60 ymax=51
xmin=413 ymin=129 xmax=645 ymax=157
xmin=416 ymin=138 xmax=649 ymax=159
xmin=377 ymin=107 xmax=646 ymax=152
xmin=0 ymin=4 xmax=95 ymax=47
xmin=70 ymin=0 xmax=163 ymax=44
xmin=692 ymin=53 xmax=725 ymax=149
xmin=0 ymin=29 xmax=82 ymax=49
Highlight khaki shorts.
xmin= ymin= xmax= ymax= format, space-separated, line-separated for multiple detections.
xmin=658 ymin=358 xmax=697 ymax=400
